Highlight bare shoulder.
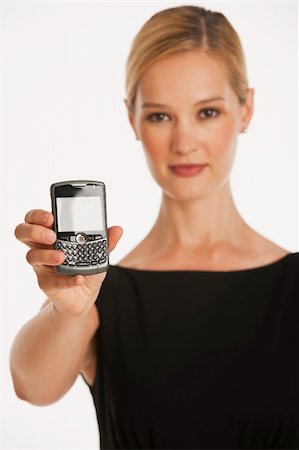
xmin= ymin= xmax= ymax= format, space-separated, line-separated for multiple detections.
xmin=115 ymin=219 xmax=292 ymax=271
xmin=116 ymin=239 xmax=150 ymax=268
xmin=248 ymin=232 xmax=290 ymax=263
xmin=116 ymin=233 xmax=291 ymax=271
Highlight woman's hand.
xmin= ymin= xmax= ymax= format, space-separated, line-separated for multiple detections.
xmin=14 ymin=209 xmax=123 ymax=317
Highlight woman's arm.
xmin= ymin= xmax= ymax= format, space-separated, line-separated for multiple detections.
xmin=10 ymin=208 xmax=122 ymax=405
xmin=10 ymin=300 xmax=99 ymax=406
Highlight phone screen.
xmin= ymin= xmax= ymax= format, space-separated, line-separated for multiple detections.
xmin=56 ymin=196 xmax=104 ymax=232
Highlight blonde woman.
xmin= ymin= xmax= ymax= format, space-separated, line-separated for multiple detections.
xmin=11 ymin=5 xmax=298 ymax=449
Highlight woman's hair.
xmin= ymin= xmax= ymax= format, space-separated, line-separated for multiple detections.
xmin=125 ymin=5 xmax=249 ymax=113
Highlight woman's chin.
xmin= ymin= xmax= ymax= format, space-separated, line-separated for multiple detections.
xmin=150 ymin=170 xmax=215 ymax=201
xmin=162 ymin=184 xmax=210 ymax=202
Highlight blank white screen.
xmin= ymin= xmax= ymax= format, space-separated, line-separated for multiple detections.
xmin=56 ymin=196 xmax=104 ymax=232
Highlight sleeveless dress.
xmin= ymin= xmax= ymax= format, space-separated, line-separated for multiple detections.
xmin=86 ymin=252 xmax=299 ymax=449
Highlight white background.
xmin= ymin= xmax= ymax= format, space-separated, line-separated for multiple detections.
xmin=1 ymin=1 xmax=298 ymax=449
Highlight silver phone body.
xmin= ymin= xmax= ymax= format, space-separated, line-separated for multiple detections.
xmin=50 ymin=180 xmax=109 ymax=275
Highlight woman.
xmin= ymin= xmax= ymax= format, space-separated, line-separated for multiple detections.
xmin=11 ymin=5 xmax=298 ymax=449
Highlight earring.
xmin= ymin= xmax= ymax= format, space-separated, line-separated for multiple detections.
xmin=242 ymin=127 xmax=247 ymax=134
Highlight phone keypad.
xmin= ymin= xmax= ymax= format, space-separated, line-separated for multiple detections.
xmin=56 ymin=239 xmax=108 ymax=266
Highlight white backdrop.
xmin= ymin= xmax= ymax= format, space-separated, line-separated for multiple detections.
xmin=1 ymin=1 xmax=298 ymax=449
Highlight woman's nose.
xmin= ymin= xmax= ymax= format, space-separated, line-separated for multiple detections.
xmin=170 ymin=121 xmax=200 ymax=155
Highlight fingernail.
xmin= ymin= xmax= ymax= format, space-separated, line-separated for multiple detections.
xmin=56 ymin=251 xmax=65 ymax=261
xmin=42 ymin=213 xmax=49 ymax=223
xmin=44 ymin=230 xmax=55 ymax=243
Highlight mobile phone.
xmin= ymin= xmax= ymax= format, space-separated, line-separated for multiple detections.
xmin=50 ymin=180 xmax=109 ymax=275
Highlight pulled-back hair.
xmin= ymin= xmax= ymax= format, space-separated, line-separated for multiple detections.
xmin=125 ymin=5 xmax=248 ymax=113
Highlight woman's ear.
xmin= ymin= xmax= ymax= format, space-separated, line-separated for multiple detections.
xmin=123 ymin=98 xmax=139 ymax=140
xmin=239 ymin=88 xmax=254 ymax=133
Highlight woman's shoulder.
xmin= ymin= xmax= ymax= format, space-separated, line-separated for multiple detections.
xmin=247 ymin=234 xmax=297 ymax=268
xmin=115 ymin=235 xmax=295 ymax=272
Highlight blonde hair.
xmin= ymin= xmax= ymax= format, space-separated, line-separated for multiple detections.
xmin=125 ymin=5 xmax=249 ymax=113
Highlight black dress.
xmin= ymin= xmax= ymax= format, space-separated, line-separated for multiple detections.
xmin=87 ymin=252 xmax=299 ymax=449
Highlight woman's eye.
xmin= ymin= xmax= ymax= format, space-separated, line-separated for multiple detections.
xmin=146 ymin=109 xmax=219 ymax=122
xmin=199 ymin=108 xmax=219 ymax=119
xmin=147 ymin=113 xmax=169 ymax=122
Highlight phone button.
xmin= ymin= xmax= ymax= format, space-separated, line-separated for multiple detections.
xmin=76 ymin=262 xmax=90 ymax=266
xmin=76 ymin=233 xmax=87 ymax=244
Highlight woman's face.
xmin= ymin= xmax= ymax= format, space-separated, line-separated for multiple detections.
xmin=127 ymin=49 xmax=254 ymax=201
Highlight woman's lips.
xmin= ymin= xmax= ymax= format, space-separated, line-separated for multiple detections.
xmin=168 ymin=164 xmax=207 ymax=177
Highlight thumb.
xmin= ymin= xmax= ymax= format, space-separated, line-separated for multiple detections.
xmin=107 ymin=226 xmax=124 ymax=252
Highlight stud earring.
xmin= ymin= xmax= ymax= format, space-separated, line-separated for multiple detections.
xmin=242 ymin=127 xmax=247 ymax=134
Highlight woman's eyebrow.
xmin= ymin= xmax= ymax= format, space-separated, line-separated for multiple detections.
xmin=141 ymin=96 xmax=226 ymax=108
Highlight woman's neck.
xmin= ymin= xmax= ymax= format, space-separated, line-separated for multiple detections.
xmin=147 ymin=182 xmax=251 ymax=254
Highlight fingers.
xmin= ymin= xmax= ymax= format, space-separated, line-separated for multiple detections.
xmin=107 ymin=226 xmax=124 ymax=252
xmin=15 ymin=209 xmax=124 ymax=265
xmin=14 ymin=209 xmax=55 ymax=248
xmin=15 ymin=223 xmax=56 ymax=248
xmin=26 ymin=249 xmax=66 ymax=268
xmin=24 ymin=209 xmax=54 ymax=227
